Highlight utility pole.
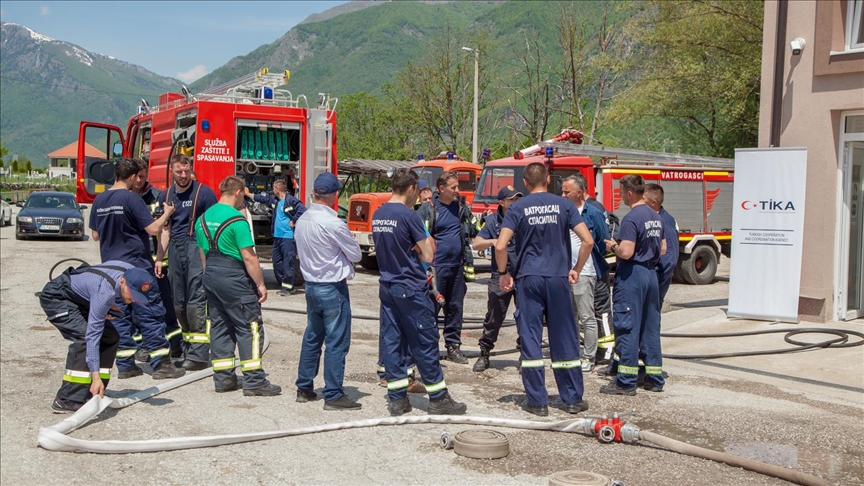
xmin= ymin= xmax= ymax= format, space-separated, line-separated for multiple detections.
xmin=462 ymin=46 xmax=479 ymax=164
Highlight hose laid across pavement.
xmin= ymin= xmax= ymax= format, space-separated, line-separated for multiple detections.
xmin=638 ymin=431 xmax=831 ymax=486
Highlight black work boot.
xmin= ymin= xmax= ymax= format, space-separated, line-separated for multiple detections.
xmin=388 ymin=397 xmax=412 ymax=416
xmin=178 ymin=360 xmax=209 ymax=371
xmin=134 ymin=348 xmax=150 ymax=363
xmin=51 ymin=397 xmax=83 ymax=414
xmin=428 ymin=392 xmax=467 ymax=415
xmin=117 ymin=366 xmax=144 ymax=379
xmin=151 ymin=360 xmax=186 ymax=380
xmin=446 ymin=345 xmax=468 ymax=364
xmin=472 ymin=348 xmax=490 ymax=372
xmin=243 ymin=383 xmax=282 ymax=397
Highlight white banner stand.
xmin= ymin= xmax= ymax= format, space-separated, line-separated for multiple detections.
xmin=728 ymin=148 xmax=807 ymax=323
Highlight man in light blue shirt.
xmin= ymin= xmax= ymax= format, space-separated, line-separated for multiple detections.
xmin=294 ymin=173 xmax=363 ymax=410
xmin=246 ymin=180 xmax=306 ymax=295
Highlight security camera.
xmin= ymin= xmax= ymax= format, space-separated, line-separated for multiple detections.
xmin=790 ymin=38 xmax=806 ymax=56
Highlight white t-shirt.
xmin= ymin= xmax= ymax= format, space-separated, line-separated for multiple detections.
xmin=570 ymin=203 xmax=596 ymax=277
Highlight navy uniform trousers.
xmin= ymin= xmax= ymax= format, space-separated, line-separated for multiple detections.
xmin=203 ymin=252 xmax=268 ymax=391
xmin=272 ymin=236 xmax=297 ymax=291
xmin=39 ymin=273 xmax=119 ymax=404
xmin=379 ymin=282 xmax=448 ymax=402
xmin=169 ymin=238 xmax=210 ymax=363
xmin=612 ymin=261 xmax=664 ymax=389
xmin=113 ymin=268 xmax=171 ymax=371
xmin=434 ymin=265 xmax=467 ymax=347
xmin=516 ymin=275 xmax=584 ymax=406
xmin=129 ymin=266 xmax=183 ymax=357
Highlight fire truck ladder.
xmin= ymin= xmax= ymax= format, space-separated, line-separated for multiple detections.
xmin=197 ymin=69 xmax=307 ymax=108
xmin=546 ymin=142 xmax=734 ymax=169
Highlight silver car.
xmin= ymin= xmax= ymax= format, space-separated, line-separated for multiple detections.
xmin=1 ymin=198 xmax=12 ymax=226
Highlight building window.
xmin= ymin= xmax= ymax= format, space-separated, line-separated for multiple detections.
xmin=847 ymin=0 xmax=864 ymax=51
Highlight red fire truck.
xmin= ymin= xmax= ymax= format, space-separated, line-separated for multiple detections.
xmin=75 ymin=68 xmax=337 ymax=257
xmin=472 ymin=130 xmax=735 ymax=285
xmin=346 ymin=153 xmax=482 ymax=269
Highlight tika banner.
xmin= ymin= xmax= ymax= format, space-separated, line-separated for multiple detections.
xmin=728 ymin=148 xmax=807 ymax=322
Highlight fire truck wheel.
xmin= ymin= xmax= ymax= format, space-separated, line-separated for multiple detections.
xmin=680 ymin=245 xmax=717 ymax=285
xmin=360 ymin=254 xmax=379 ymax=271
xmin=672 ymin=261 xmax=688 ymax=284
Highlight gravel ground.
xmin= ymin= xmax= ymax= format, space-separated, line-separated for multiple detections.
xmin=1 ymin=208 xmax=861 ymax=486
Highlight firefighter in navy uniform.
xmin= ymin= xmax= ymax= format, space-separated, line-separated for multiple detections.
xmin=89 ymin=158 xmax=184 ymax=380
xmin=40 ymin=262 xmax=163 ymax=413
xmin=416 ymin=172 xmax=472 ymax=364
xmin=644 ymin=183 xmax=679 ymax=306
xmin=471 ymin=186 xmax=521 ymax=372
xmin=495 ymin=162 xmax=594 ymax=416
xmin=601 ymin=175 xmax=666 ymax=395
xmin=131 ymin=158 xmax=182 ymax=359
xmin=156 ymin=154 xmax=218 ymax=371
xmin=244 ymin=179 xmax=307 ymax=296
xmin=373 ymin=168 xmax=467 ymax=416
xmin=196 ymin=176 xmax=282 ymax=396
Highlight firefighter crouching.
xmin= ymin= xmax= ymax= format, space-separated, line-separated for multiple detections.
xmin=195 ymin=176 xmax=282 ymax=396
xmin=40 ymin=262 xmax=162 ymax=413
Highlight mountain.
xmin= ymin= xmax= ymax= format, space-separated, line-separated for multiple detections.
xmin=0 ymin=1 xmax=611 ymax=167
xmin=190 ymin=1 xmax=607 ymax=98
xmin=0 ymin=22 xmax=182 ymax=168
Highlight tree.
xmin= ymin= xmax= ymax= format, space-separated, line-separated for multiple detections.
xmin=555 ymin=1 xmax=632 ymax=145
xmin=501 ymin=30 xmax=554 ymax=145
xmin=609 ymin=0 xmax=763 ymax=156
xmin=11 ymin=160 xmax=19 ymax=173
xmin=25 ymin=159 xmax=32 ymax=173
xmin=388 ymin=24 xmax=501 ymax=158
xmin=338 ymin=91 xmax=414 ymax=161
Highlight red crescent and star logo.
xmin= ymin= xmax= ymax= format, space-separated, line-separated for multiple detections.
xmin=741 ymin=200 xmax=757 ymax=210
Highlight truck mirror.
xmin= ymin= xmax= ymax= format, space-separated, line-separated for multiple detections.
xmin=112 ymin=142 xmax=123 ymax=157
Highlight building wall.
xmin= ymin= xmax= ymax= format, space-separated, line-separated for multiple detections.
xmin=759 ymin=0 xmax=864 ymax=321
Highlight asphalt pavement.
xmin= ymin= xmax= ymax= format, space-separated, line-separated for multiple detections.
xmin=1 ymin=208 xmax=861 ymax=486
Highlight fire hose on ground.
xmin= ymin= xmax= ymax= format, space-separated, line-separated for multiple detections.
xmin=36 ymin=371 xmax=832 ymax=486
xmin=37 ymin=261 xmax=845 ymax=484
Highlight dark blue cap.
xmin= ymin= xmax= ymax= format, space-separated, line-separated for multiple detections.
xmin=124 ymin=268 xmax=160 ymax=303
xmin=497 ymin=185 xmax=523 ymax=200
xmin=418 ymin=179 xmax=428 ymax=189
xmin=314 ymin=172 xmax=341 ymax=195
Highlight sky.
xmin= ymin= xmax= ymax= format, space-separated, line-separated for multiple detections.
xmin=0 ymin=1 xmax=348 ymax=82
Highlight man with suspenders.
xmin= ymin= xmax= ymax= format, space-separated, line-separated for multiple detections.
xmin=155 ymin=155 xmax=218 ymax=371
xmin=40 ymin=262 xmax=164 ymax=413
xmin=195 ymin=176 xmax=281 ymax=396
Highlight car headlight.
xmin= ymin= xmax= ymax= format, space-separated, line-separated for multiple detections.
xmin=66 ymin=217 xmax=83 ymax=224
xmin=17 ymin=216 xmax=33 ymax=223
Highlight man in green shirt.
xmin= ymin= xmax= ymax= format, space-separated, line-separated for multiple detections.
xmin=195 ymin=175 xmax=281 ymax=396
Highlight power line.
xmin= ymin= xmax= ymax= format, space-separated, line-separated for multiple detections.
xmin=0 ymin=74 xmax=169 ymax=98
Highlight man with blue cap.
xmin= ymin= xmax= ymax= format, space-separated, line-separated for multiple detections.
xmin=39 ymin=262 xmax=165 ymax=413
xmin=294 ymin=172 xmax=364 ymax=410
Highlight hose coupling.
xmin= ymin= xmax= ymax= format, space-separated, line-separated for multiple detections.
xmin=440 ymin=429 xmax=454 ymax=450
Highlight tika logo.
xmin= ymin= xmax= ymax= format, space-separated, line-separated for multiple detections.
xmin=706 ymin=188 xmax=721 ymax=211
xmin=741 ymin=199 xmax=796 ymax=211
xmin=613 ymin=189 xmax=622 ymax=211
